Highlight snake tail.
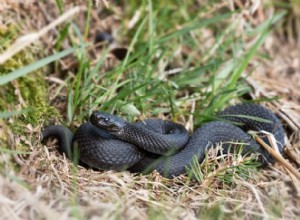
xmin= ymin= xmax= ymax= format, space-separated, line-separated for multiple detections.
xmin=41 ymin=125 xmax=73 ymax=158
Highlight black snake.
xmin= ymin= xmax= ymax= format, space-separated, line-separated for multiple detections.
xmin=41 ymin=103 xmax=285 ymax=178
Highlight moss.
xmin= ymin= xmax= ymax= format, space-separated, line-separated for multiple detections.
xmin=0 ymin=119 xmax=10 ymax=147
xmin=0 ymin=119 xmax=11 ymax=172
xmin=0 ymin=25 xmax=58 ymax=148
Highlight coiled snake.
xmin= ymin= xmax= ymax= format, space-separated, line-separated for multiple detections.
xmin=42 ymin=103 xmax=285 ymax=178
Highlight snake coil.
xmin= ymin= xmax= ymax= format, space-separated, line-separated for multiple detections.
xmin=42 ymin=103 xmax=285 ymax=178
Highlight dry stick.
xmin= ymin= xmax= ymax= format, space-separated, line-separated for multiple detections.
xmin=0 ymin=6 xmax=81 ymax=64
xmin=245 ymin=76 xmax=300 ymax=169
xmin=254 ymin=135 xmax=300 ymax=181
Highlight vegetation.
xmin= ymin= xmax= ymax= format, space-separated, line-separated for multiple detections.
xmin=0 ymin=0 xmax=299 ymax=219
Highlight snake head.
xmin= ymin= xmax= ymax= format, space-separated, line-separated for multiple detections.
xmin=90 ymin=111 xmax=126 ymax=134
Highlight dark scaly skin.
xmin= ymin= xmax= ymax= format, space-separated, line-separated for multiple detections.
xmin=219 ymin=103 xmax=285 ymax=159
xmin=90 ymin=112 xmax=189 ymax=154
xmin=42 ymin=103 xmax=285 ymax=178
xmin=42 ymin=123 xmax=145 ymax=170
xmin=129 ymin=122 xmax=268 ymax=177
xmin=41 ymin=125 xmax=73 ymax=158
xmin=129 ymin=104 xmax=285 ymax=177
xmin=72 ymin=123 xmax=145 ymax=170
xmin=42 ymin=118 xmax=189 ymax=171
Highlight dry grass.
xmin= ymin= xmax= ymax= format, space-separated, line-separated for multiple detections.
xmin=0 ymin=1 xmax=300 ymax=219
xmin=1 ymin=143 xmax=297 ymax=219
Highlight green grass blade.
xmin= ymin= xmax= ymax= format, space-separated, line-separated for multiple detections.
xmin=0 ymin=47 xmax=78 ymax=85
xmin=84 ymin=0 xmax=92 ymax=39
xmin=157 ymin=12 xmax=233 ymax=43
xmin=0 ymin=148 xmax=31 ymax=155
xmin=0 ymin=110 xmax=25 ymax=118
xmin=55 ymin=0 xmax=64 ymax=13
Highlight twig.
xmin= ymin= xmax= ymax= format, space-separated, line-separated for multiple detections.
xmin=254 ymin=135 xmax=300 ymax=181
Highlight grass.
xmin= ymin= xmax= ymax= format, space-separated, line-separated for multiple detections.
xmin=64 ymin=6 xmax=276 ymax=125
xmin=186 ymin=144 xmax=260 ymax=185
xmin=0 ymin=47 xmax=77 ymax=86
xmin=0 ymin=0 xmax=299 ymax=219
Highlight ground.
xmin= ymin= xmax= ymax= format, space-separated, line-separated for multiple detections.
xmin=0 ymin=1 xmax=299 ymax=219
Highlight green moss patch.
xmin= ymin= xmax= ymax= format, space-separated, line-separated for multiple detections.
xmin=0 ymin=26 xmax=58 ymax=146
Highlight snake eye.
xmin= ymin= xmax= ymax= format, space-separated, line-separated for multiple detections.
xmin=101 ymin=117 xmax=110 ymax=123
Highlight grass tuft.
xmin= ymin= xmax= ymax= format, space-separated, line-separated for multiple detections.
xmin=187 ymin=144 xmax=260 ymax=187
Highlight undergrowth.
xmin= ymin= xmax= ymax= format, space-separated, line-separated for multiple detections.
xmin=0 ymin=0 xmax=295 ymax=219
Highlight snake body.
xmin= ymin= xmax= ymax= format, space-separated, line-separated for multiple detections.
xmin=42 ymin=103 xmax=285 ymax=178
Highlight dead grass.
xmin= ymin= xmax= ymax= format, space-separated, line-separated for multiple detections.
xmin=1 ymin=141 xmax=298 ymax=219
xmin=0 ymin=0 xmax=300 ymax=219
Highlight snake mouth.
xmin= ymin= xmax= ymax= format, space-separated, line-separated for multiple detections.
xmin=90 ymin=111 xmax=124 ymax=133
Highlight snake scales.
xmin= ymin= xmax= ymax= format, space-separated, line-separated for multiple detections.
xmin=42 ymin=103 xmax=285 ymax=178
